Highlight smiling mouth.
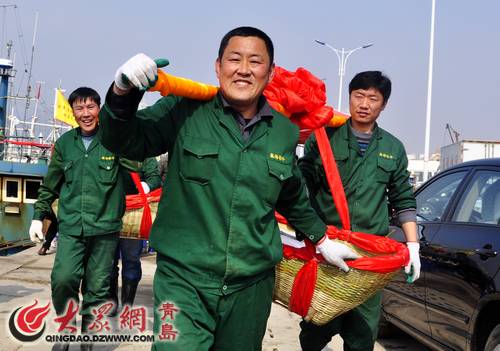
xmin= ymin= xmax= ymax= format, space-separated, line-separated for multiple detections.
xmin=233 ymin=80 xmax=252 ymax=87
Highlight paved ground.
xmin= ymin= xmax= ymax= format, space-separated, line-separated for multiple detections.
xmin=0 ymin=246 xmax=428 ymax=351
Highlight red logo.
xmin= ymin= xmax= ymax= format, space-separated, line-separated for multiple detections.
xmin=8 ymin=300 xmax=50 ymax=342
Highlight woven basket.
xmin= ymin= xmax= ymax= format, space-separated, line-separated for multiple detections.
xmin=273 ymin=223 xmax=401 ymax=325
xmin=52 ymin=200 xmax=159 ymax=240
xmin=120 ymin=203 xmax=158 ymax=239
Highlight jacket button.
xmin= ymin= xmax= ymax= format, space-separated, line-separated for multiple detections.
xmin=222 ymin=285 xmax=227 ymax=291
xmin=106 ymin=166 xmax=111 ymax=170
xmin=85 ymin=154 xmax=88 ymax=158
xmin=309 ymin=235 xmax=314 ymax=240
xmin=280 ymin=174 xmax=284 ymax=180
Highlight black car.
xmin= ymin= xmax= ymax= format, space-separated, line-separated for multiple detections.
xmin=380 ymin=158 xmax=500 ymax=351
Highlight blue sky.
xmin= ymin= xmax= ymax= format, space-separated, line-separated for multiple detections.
xmin=2 ymin=0 xmax=499 ymax=154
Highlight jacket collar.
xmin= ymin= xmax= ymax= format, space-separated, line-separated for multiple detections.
xmin=213 ymin=93 xmax=273 ymax=147
xmin=73 ymin=126 xmax=100 ymax=153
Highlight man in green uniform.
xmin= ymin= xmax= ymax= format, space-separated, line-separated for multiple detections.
xmin=298 ymin=71 xmax=421 ymax=351
xmin=98 ymin=27 xmax=358 ymax=350
xmin=29 ymin=87 xmax=125 ymax=351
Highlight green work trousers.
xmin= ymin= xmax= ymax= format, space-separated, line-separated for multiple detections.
xmin=51 ymin=232 xmax=119 ymax=317
xmin=299 ymin=292 xmax=382 ymax=351
xmin=152 ymin=257 xmax=275 ymax=351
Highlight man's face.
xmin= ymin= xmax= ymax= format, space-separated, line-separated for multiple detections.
xmin=349 ymin=87 xmax=386 ymax=129
xmin=72 ymin=98 xmax=100 ymax=134
xmin=215 ymin=36 xmax=274 ymax=117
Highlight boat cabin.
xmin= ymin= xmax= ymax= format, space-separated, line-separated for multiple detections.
xmin=0 ymin=161 xmax=48 ymax=254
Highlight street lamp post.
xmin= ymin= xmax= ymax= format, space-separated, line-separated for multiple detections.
xmin=423 ymin=0 xmax=436 ymax=182
xmin=314 ymin=40 xmax=373 ymax=112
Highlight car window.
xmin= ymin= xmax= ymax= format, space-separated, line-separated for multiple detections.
xmin=453 ymin=171 xmax=500 ymax=225
xmin=416 ymin=171 xmax=467 ymax=222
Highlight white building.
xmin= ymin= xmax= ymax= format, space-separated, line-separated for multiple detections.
xmin=440 ymin=140 xmax=500 ymax=170
xmin=407 ymin=153 xmax=440 ymax=186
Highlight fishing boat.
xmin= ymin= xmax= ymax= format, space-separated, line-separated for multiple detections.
xmin=0 ymin=8 xmax=70 ymax=255
xmin=0 ymin=50 xmax=51 ymax=255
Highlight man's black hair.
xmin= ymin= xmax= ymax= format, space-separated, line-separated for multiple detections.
xmin=68 ymin=87 xmax=101 ymax=107
xmin=348 ymin=71 xmax=391 ymax=104
xmin=218 ymin=26 xmax=274 ymax=64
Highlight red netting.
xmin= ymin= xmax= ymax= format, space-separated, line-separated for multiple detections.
xmin=263 ymin=66 xmax=334 ymax=143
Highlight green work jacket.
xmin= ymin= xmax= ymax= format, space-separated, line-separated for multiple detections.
xmin=299 ymin=122 xmax=416 ymax=236
xmin=99 ymin=89 xmax=326 ymax=294
xmin=33 ymin=127 xmax=125 ymax=236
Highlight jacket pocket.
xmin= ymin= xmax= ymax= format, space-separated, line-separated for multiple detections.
xmin=179 ymin=135 xmax=220 ymax=185
xmin=63 ymin=161 xmax=73 ymax=184
xmin=376 ymin=157 xmax=396 ymax=183
xmin=266 ymin=159 xmax=293 ymax=206
xmin=99 ymin=159 xmax=119 ymax=184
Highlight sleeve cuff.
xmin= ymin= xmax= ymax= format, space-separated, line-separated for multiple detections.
xmin=307 ymin=224 xmax=327 ymax=244
xmin=292 ymin=224 xmax=326 ymax=244
xmin=396 ymin=208 xmax=417 ymax=224
xmin=33 ymin=211 xmax=46 ymax=221
xmin=105 ymin=83 xmax=145 ymax=121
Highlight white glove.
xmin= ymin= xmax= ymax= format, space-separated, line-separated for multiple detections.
xmin=114 ymin=53 xmax=162 ymax=91
xmin=29 ymin=220 xmax=44 ymax=243
xmin=405 ymin=242 xmax=421 ymax=283
xmin=140 ymin=181 xmax=151 ymax=194
xmin=316 ymin=236 xmax=360 ymax=272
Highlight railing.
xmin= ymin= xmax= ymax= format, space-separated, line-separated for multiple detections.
xmin=0 ymin=139 xmax=52 ymax=163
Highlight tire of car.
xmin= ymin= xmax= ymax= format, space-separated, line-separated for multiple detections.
xmin=485 ymin=324 xmax=500 ymax=351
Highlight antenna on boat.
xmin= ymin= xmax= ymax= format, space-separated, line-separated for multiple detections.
xmin=29 ymin=80 xmax=43 ymax=138
xmin=22 ymin=11 xmax=38 ymax=124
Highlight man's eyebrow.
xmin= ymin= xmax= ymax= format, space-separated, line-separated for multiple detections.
xmin=226 ymin=51 xmax=264 ymax=58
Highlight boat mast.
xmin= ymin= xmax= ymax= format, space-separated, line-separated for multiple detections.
xmin=0 ymin=54 xmax=14 ymax=161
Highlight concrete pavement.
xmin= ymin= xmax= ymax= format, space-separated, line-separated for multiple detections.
xmin=0 ymin=246 xmax=427 ymax=351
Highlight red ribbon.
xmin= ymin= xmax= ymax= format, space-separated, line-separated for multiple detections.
xmin=314 ymin=128 xmax=350 ymax=230
xmin=127 ymin=172 xmax=157 ymax=239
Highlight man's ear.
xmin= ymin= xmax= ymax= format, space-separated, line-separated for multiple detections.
xmin=268 ymin=63 xmax=275 ymax=83
xmin=215 ymin=58 xmax=221 ymax=81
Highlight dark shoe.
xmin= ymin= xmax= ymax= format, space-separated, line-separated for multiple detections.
xmin=38 ymin=246 xmax=48 ymax=255
xmin=51 ymin=343 xmax=69 ymax=351
xmin=121 ymin=280 xmax=139 ymax=307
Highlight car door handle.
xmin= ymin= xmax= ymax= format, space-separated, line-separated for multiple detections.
xmin=475 ymin=248 xmax=498 ymax=258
